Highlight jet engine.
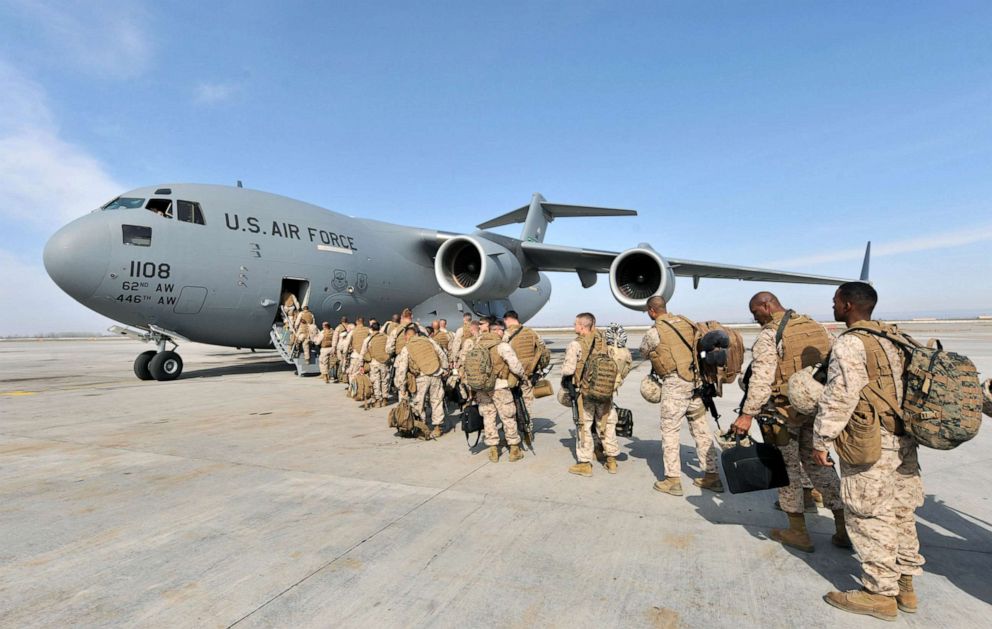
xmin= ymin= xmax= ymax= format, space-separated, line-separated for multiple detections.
xmin=435 ymin=236 xmax=523 ymax=301
xmin=608 ymin=245 xmax=676 ymax=310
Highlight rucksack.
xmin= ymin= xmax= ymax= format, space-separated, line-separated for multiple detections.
xmin=463 ymin=339 xmax=499 ymax=392
xmin=849 ymin=325 xmax=982 ymax=450
xmin=406 ymin=336 xmax=441 ymax=376
xmin=579 ymin=334 xmax=618 ymax=402
xmin=388 ymin=400 xmax=430 ymax=439
xmin=614 ymin=405 xmax=634 ymax=438
xmin=367 ymin=333 xmax=389 ymax=363
xmin=696 ymin=321 xmax=744 ymax=386
xmin=350 ymin=374 xmax=372 ymax=401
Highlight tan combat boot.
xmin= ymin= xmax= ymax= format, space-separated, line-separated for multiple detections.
xmin=568 ymin=462 xmax=593 ymax=477
xmin=693 ymin=472 xmax=724 ymax=493
xmin=770 ymin=513 xmax=814 ymax=553
xmin=831 ymin=509 xmax=852 ymax=548
xmin=323 ymin=373 xmax=330 ymax=384
xmin=488 ymin=445 xmax=500 ymax=462
xmin=604 ymin=456 xmax=617 ymax=474
xmin=653 ymin=476 xmax=683 ymax=496
xmin=823 ymin=589 xmax=898 ymax=621
xmin=508 ymin=444 xmax=524 ymax=462
xmin=896 ymin=575 xmax=917 ymax=613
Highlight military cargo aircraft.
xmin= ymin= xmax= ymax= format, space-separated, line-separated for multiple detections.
xmin=44 ymin=184 xmax=868 ymax=380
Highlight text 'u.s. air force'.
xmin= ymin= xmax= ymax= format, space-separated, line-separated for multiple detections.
xmin=223 ymin=213 xmax=357 ymax=250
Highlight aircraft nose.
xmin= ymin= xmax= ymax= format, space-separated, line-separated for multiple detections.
xmin=44 ymin=214 xmax=111 ymax=302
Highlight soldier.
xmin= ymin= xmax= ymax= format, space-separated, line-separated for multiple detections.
xmin=382 ymin=313 xmax=400 ymax=338
xmin=315 ymin=321 xmax=336 ymax=383
xmin=281 ymin=291 xmax=300 ymax=323
xmin=639 ymin=296 xmax=721 ymax=495
xmin=295 ymin=306 xmax=316 ymax=360
xmin=393 ymin=326 xmax=449 ymax=438
xmin=730 ymin=292 xmax=847 ymax=553
xmin=467 ymin=319 xmax=527 ymax=462
xmin=813 ymin=282 xmax=923 ymax=621
xmin=347 ymin=317 xmax=371 ymax=381
xmin=560 ymin=313 xmax=618 ymax=476
xmin=448 ymin=312 xmax=475 ymax=365
xmin=430 ymin=319 xmax=440 ymax=336
xmin=329 ymin=316 xmax=349 ymax=382
xmin=336 ymin=323 xmax=354 ymax=383
xmin=502 ymin=310 xmax=547 ymax=418
xmin=433 ymin=319 xmax=452 ymax=358
xmin=360 ymin=322 xmax=390 ymax=408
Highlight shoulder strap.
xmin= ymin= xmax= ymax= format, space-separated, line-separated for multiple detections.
xmin=659 ymin=318 xmax=694 ymax=352
xmin=774 ymin=309 xmax=795 ymax=346
xmin=507 ymin=326 xmax=524 ymax=342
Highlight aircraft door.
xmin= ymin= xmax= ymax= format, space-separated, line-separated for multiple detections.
xmin=275 ymin=277 xmax=310 ymax=325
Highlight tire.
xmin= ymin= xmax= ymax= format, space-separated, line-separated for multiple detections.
xmin=133 ymin=350 xmax=156 ymax=380
xmin=149 ymin=351 xmax=183 ymax=381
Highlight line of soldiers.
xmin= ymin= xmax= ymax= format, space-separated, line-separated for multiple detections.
xmin=288 ymin=281 xmax=970 ymax=621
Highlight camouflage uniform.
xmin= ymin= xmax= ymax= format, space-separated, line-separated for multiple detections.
xmin=347 ymin=325 xmax=369 ymax=380
xmin=503 ymin=323 xmax=547 ymax=415
xmin=814 ymin=329 xmax=924 ymax=597
xmin=448 ymin=323 xmax=473 ymax=369
xmin=315 ymin=329 xmax=335 ymax=379
xmin=742 ymin=315 xmax=842 ymax=513
xmin=335 ymin=329 xmax=352 ymax=378
xmin=393 ymin=337 xmax=448 ymax=427
xmin=474 ymin=341 xmax=527 ymax=447
xmin=562 ymin=335 xmax=618 ymax=463
xmin=295 ymin=311 xmax=316 ymax=360
xmin=359 ymin=333 xmax=390 ymax=404
xmin=639 ymin=324 xmax=717 ymax=477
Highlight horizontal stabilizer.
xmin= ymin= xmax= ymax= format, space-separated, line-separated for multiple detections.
xmin=477 ymin=193 xmax=636 ymax=243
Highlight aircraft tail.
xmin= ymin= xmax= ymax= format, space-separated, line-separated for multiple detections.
xmin=476 ymin=193 xmax=636 ymax=243
xmin=860 ymin=241 xmax=871 ymax=282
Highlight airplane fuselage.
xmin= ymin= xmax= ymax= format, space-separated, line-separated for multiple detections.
xmin=44 ymin=184 xmax=551 ymax=349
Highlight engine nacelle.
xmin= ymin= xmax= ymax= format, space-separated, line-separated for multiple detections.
xmin=609 ymin=246 xmax=676 ymax=310
xmin=435 ymin=236 xmax=523 ymax=301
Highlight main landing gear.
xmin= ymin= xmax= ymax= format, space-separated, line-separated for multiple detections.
xmin=112 ymin=325 xmax=185 ymax=381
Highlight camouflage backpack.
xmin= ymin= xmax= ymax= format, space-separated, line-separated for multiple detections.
xmin=350 ymin=373 xmax=372 ymax=401
xmin=388 ymin=399 xmax=430 ymax=439
xmin=579 ymin=333 xmax=618 ymax=403
xmin=463 ymin=337 xmax=499 ymax=392
xmin=851 ymin=325 xmax=982 ymax=450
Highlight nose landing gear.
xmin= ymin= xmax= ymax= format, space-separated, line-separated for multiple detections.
xmin=113 ymin=324 xmax=187 ymax=381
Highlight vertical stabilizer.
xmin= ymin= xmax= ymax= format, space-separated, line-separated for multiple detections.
xmin=860 ymin=241 xmax=871 ymax=282
xmin=520 ymin=193 xmax=549 ymax=243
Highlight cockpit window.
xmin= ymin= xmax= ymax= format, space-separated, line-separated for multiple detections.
xmin=122 ymin=225 xmax=152 ymax=247
xmin=102 ymin=197 xmax=145 ymax=210
xmin=177 ymin=200 xmax=206 ymax=225
xmin=146 ymin=198 xmax=173 ymax=218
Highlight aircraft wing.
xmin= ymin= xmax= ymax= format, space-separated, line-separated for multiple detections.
xmin=519 ymin=241 xmax=857 ymax=285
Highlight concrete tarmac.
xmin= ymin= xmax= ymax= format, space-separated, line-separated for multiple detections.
xmin=1 ymin=322 xmax=991 ymax=628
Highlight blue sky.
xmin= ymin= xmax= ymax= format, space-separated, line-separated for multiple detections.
xmin=1 ymin=1 xmax=990 ymax=334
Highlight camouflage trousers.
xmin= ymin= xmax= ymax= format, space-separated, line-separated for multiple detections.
xmin=518 ymin=376 xmax=535 ymax=416
xmin=659 ymin=375 xmax=717 ymax=477
xmin=413 ymin=375 xmax=445 ymax=427
xmin=347 ymin=352 xmax=364 ymax=379
xmin=777 ymin=423 xmax=842 ymax=513
xmin=839 ymin=432 xmax=925 ymax=596
xmin=369 ymin=361 xmax=389 ymax=401
xmin=477 ymin=388 xmax=520 ymax=446
xmin=318 ymin=347 xmax=335 ymax=377
xmin=575 ymin=398 xmax=617 ymax=463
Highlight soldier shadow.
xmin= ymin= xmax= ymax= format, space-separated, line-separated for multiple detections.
xmin=914 ymin=494 xmax=992 ymax=605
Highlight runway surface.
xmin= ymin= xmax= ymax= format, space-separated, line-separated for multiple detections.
xmin=2 ymin=322 xmax=990 ymax=628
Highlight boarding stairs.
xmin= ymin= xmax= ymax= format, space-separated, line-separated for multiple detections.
xmin=270 ymin=323 xmax=321 ymax=376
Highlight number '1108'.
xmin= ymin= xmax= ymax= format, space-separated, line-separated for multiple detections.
xmin=129 ymin=261 xmax=171 ymax=279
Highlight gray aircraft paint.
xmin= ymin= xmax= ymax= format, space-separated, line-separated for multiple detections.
xmin=45 ymin=184 xmax=551 ymax=349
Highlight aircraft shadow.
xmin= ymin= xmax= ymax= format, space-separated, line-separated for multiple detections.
xmin=914 ymin=494 xmax=992 ymax=605
xmin=183 ymin=359 xmax=291 ymax=379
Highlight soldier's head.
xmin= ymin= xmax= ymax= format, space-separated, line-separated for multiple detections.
xmin=492 ymin=319 xmax=506 ymax=334
xmin=400 ymin=308 xmax=413 ymax=324
xmin=504 ymin=310 xmax=520 ymax=325
xmin=834 ymin=282 xmax=877 ymax=324
xmin=462 ymin=313 xmax=472 ymax=324
xmin=322 ymin=321 xmax=330 ymax=329
xmin=303 ymin=306 xmax=310 ymax=311
xmin=748 ymin=291 xmax=785 ymax=325
xmin=574 ymin=312 xmax=595 ymax=334
xmin=340 ymin=316 xmax=348 ymax=324
xmin=479 ymin=316 xmax=493 ymax=333
xmin=404 ymin=326 xmax=417 ymax=339
xmin=370 ymin=322 xmax=380 ymax=332
xmin=646 ymin=296 xmax=668 ymax=319
xmin=439 ymin=318 xmax=447 ymax=329
xmin=369 ymin=317 xmax=378 ymax=327
xmin=469 ymin=320 xmax=480 ymax=335
xmin=356 ymin=317 xmax=364 ymax=326
xmin=431 ymin=319 xmax=440 ymax=331
xmin=391 ymin=313 xmax=401 ymax=323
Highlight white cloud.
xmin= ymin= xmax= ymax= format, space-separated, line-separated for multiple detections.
xmin=193 ymin=81 xmax=241 ymax=105
xmin=3 ymin=0 xmax=152 ymax=78
xmin=762 ymin=223 xmax=992 ymax=269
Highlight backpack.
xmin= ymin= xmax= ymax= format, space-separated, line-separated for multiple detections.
xmin=406 ymin=336 xmax=440 ymax=376
xmin=388 ymin=400 xmax=430 ymax=439
xmin=615 ymin=405 xmax=634 ymax=438
xmin=461 ymin=405 xmax=484 ymax=447
xmin=696 ymin=321 xmax=744 ymax=386
xmin=649 ymin=316 xmax=700 ymax=382
xmin=850 ymin=325 xmax=982 ymax=450
xmin=367 ymin=333 xmax=389 ymax=363
xmin=579 ymin=333 xmax=618 ymax=402
xmin=350 ymin=374 xmax=372 ymax=401
xmin=463 ymin=338 xmax=499 ymax=392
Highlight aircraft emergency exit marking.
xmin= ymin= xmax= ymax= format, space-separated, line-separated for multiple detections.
xmin=223 ymin=213 xmax=357 ymax=250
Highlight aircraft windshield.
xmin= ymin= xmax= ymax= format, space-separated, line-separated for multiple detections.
xmin=102 ymin=197 xmax=145 ymax=210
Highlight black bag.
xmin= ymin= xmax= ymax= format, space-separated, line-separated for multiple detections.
xmin=720 ymin=434 xmax=789 ymax=494
xmin=614 ymin=405 xmax=633 ymax=438
xmin=461 ymin=405 xmax=484 ymax=447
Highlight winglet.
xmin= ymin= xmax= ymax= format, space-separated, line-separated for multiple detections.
xmin=476 ymin=193 xmax=636 ymax=243
xmin=859 ymin=241 xmax=871 ymax=282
